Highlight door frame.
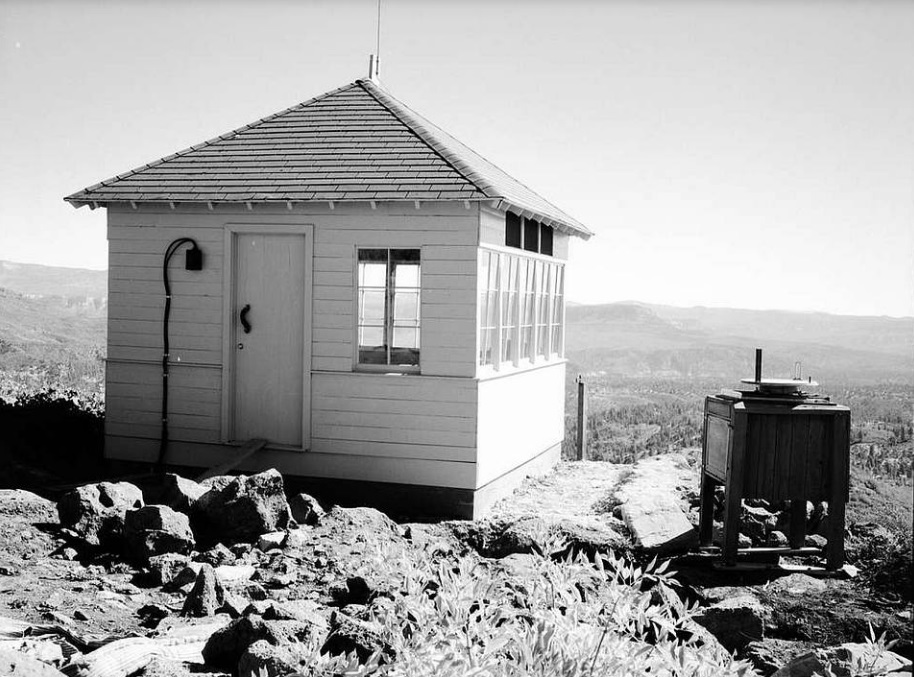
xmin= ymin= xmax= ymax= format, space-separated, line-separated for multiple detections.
xmin=220 ymin=223 xmax=314 ymax=450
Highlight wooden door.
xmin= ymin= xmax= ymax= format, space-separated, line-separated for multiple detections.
xmin=231 ymin=232 xmax=306 ymax=447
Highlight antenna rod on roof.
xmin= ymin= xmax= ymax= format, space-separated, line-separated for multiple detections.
xmin=369 ymin=54 xmax=379 ymax=81
xmin=376 ymin=0 xmax=382 ymax=73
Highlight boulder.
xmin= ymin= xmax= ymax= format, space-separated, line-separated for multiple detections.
xmin=767 ymin=530 xmax=789 ymax=547
xmin=744 ymin=639 xmax=813 ymax=677
xmin=136 ymin=656 xmax=196 ymax=677
xmin=742 ymin=505 xmax=777 ymax=544
xmin=765 ymin=573 xmax=829 ymax=596
xmin=181 ymin=564 xmax=224 ymax=617
xmin=147 ymin=553 xmax=190 ymax=587
xmin=804 ymin=534 xmax=827 ymax=549
xmin=124 ymin=505 xmax=195 ymax=563
xmin=484 ymin=516 xmax=548 ymax=558
xmin=289 ymin=492 xmax=325 ymax=526
xmin=257 ymin=531 xmax=286 ymax=551
xmin=829 ymin=643 xmax=911 ymax=675
xmin=194 ymin=469 xmax=291 ymax=545
xmin=57 ymin=481 xmax=144 ymax=548
xmin=195 ymin=543 xmax=235 ymax=566
xmin=159 ymin=474 xmax=207 ymax=514
xmin=0 ymin=649 xmax=67 ymax=676
xmin=202 ymin=617 xmax=310 ymax=671
xmin=321 ymin=612 xmax=394 ymax=663
xmin=693 ymin=594 xmax=766 ymax=652
xmin=238 ymin=639 xmax=300 ymax=677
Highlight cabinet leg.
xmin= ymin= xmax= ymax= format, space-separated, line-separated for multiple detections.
xmin=699 ymin=475 xmax=716 ymax=547
xmin=789 ymin=500 xmax=807 ymax=549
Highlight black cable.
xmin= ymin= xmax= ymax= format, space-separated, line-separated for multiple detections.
xmin=157 ymin=237 xmax=199 ymax=472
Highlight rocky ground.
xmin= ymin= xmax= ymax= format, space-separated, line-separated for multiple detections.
xmin=0 ymin=461 xmax=910 ymax=676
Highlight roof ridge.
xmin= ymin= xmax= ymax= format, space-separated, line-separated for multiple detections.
xmin=357 ymin=78 xmax=494 ymax=199
xmin=355 ymin=78 xmax=489 ymax=198
xmin=357 ymin=78 xmax=591 ymax=238
xmin=66 ymin=81 xmax=361 ymax=202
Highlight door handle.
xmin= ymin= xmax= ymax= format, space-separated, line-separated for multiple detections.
xmin=240 ymin=304 xmax=252 ymax=334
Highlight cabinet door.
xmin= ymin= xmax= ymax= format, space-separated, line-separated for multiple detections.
xmin=705 ymin=415 xmax=731 ymax=480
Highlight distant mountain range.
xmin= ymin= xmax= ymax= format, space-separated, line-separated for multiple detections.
xmin=0 ymin=260 xmax=909 ymax=387
xmin=566 ymin=302 xmax=913 ymax=385
xmin=0 ymin=260 xmax=106 ymax=303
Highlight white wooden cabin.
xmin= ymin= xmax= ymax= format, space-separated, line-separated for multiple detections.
xmin=65 ymin=75 xmax=592 ymax=518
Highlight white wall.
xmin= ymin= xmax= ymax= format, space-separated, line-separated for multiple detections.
xmin=475 ymin=361 xmax=566 ymax=488
xmin=105 ymin=201 xmax=480 ymax=488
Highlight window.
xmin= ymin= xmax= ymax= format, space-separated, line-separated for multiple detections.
xmin=505 ymin=210 xmax=555 ymax=255
xmin=478 ymin=251 xmax=499 ymax=366
xmin=478 ymin=247 xmax=564 ymax=370
xmin=357 ymin=249 xmax=420 ymax=368
xmin=505 ymin=212 xmax=522 ymax=248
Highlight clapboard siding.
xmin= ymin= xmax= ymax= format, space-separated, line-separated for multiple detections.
xmin=310 ymin=372 xmax=477 ymax=463
xmin=105 ymin=202 xmax=482 ymax=486
xmin=476 ymin=362 xmax=566 ymax=488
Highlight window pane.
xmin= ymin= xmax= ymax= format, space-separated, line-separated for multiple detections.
xmin=393 ymin=290 xmax=419 ymax=322
xmin=359 ymin=289 xmax=385 ymax=322
xmin=540 ymin=224 xmax=554 ymax=256
xmin=359 ymin=325 xmax=384 ymax=347
xmin=519 ymin=258 xmax=536 ymax=359
xmin=523 ymin=218 xmax=539 ymax=253
xmin=359 ymin=347 xmax=387 ymax=364
xmin=393 ymin=327 xmax=418 ymax=349
xmin=506 ymin=212 xmax=521 ymax=248
xmin=536 ymin=261 xmax=549 ymax=357
xmin=500 ymin=255 xmax=519 ymax=363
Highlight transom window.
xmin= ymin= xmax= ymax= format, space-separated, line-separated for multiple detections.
xmin=479 ymin=248 xmax=564 ymax=369
xmin=357 ymin=249 xmax=420 ymax=368
xmin=505 ymin=211 xmax=554 ymax=256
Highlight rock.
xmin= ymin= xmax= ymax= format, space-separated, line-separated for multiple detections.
xmin=767 ymin=530 xmax=789 ymax=547
xmin=289 ymin=492 xmax=325 ymax=526
xmin=238 ymin=639 xmax=300 ymax=677
xmin=826 ymin=643 xmax=911 ymax=676
xmin=260 ymin=600 xmax=329 ymax=631
xmin=620 ymin=498 xmax=697 ymax=554
xmin=217 ymin=591 xmax=250 ymax=618
xmin=809 ymin=502 xmax=829 ymax=536
xmin=124 ymin=505 xmax=195 ymax=563
xmin=0 ymin=649 xmax=66 ymax=676
xmin=744 ymin=639 xmax=814 ymax=677
xmin=257 ymin=531 xmax=286 ymax=551
xmin=765 ymin=573 xmax=829 ymax=596
xmin=202 ymin=617 xmax=311 ymax=671
xmin=159 ymin=473 xmax=208 ymax=514
xmin=181 ymin=564 xmax=224 ymax=617
xmin=136 ymin=656 xmax=197 ymax=677
xmin=137 ymin=603 xmax=170 ymax=629
xmin=245 ymin=582 xmax=268 ymax=601
xmin=196 ymin=543 xmax=235 ymax=566
xmin=321 ymin=612 xmax=394 ymax=663
xmin=693 ymin=594 xmax=766 ymax=652
xmin=194 ymin=469 xmax=291 ymax=545
xmin=552 ymin=517 xmax=628 ymax=557
xmin=60 ymin=547 xmax=79 ymax=561
xmin=147 ymin=553 xmax=190 ymax=587
xmin=742 ymin=505 xmax=776 ymax=544
xmin=498 ymin=553 xmax=541 ymax=580
xmin=321 ymin=505 xmax=401 ymax=538
xmin=771 ymin=651 xmax=826 ymax=677
xmin=804 ymin=534 xmax=827 ymax=548
xmin=711 ymin=522 xmax=752 ymax=549
xmin=215 ymin=564 xmax=257 ymax=587
xmin=57 ymin=481 xmax=144 ymax=548
xmin=166 ymin=563 xmax=203 ymax=591
xmin=484 ymin=516 xmax=547 ymax=557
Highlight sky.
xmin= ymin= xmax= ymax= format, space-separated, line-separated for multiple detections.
xmin=1 ymin=0 xmax=912 ymax=317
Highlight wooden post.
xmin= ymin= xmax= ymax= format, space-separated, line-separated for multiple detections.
xmin=576 ymin=376 xmax=587 ymax=461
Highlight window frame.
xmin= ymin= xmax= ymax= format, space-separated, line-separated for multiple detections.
xmin=477 ymin=243 xmax=565 ymax=376
xmin=354 ymin=247 xmax=421 ymax=374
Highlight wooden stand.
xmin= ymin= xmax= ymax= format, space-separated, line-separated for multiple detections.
xmin=698 ymin=393 xmax=850 ymax=569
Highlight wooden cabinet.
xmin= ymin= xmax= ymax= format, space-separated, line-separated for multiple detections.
xmin=699 ymin=394 xmax=850 ymax=568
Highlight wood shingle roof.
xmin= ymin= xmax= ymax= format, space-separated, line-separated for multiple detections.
xmin=66 ymin=78 xmax=591 ymax=238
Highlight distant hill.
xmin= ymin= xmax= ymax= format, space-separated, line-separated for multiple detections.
xmin=0 ymin=261 xmax=107 ymax=399
xmin=566 ymin=302 xmax=913 ymax=385
xmin=0 ymin=260 xmax=106 ymax=303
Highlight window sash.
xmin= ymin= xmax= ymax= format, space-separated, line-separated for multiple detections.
xmin=479 ymin=247 xmax=564 ymax=371
xmin=358 ymin=248 xmax=420 ymax=368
